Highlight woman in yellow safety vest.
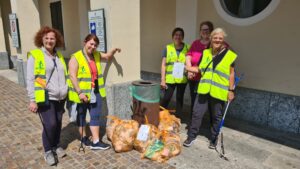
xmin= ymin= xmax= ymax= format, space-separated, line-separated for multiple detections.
xmin=160 ymin=27 xmax=190 ymax=115
xmin=68 ymin=34 xmax=120 ymax=150
xmin=183 ymin=28 xmax=237 ymax=148
xmin=27 ymin=26 xmax=68 ymax=166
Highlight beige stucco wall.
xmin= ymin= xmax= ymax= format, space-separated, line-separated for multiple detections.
xmin=38 ymin=0 xmax=87 ymax=57
xmin=176 ymin=0 xmax=198 ymax=44
xmin=78 ymin=0 xmax=90 ymax=43
xmin=0 ymin=5 xmax=6 ymax=51
xmin=60 ymin=0 xmax=81 ymax=57
xmin=140 ymin=0 xmax=176 ymax=73
xmin=12 ymin=0 xmax=40 ymax=60
xmin=197 ymin=0 xmax=300 ymax=96
xmin=3 ymin=0 xmax=85 ymax=59
xmin=0 ymin=0 xmax=15 ymax=55
xmin=38 ymin=0 xmax=51 ymax=27
xmin=90 ymin=0 xmax=140 ymax=84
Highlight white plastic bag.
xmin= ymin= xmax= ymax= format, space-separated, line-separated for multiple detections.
xmin=67 ymin=101 xmax=77 ymax=122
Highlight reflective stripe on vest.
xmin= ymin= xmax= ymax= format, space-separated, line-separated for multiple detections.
xmin=68 ymin=50 xmax=106 ymax=103
xmin=165 ymin=43 xmax=190 ymax=84
xmin=28 ymin=49 xmax=68 ymax=103
xmin=197 ymin=49 xmax=237 ymax=101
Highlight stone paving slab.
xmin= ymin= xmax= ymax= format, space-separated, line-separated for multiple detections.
xmin=1 ymin=74 xmax=300 ymax=169
xmin=0 ymin=76 xmax=173 ymax=169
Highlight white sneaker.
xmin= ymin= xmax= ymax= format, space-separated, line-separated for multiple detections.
xmin=55 ymin=147 xmax=66 ymax=158
xmin=44 ymin=150 xmax=56 ymax=166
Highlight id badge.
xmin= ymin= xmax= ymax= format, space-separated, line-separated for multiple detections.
xmin=90 ymin=88 xmax=96 ymax=103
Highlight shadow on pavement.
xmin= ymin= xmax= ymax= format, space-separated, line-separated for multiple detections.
xmin=168 ymin=101 xmax=300 ymax=150
xmin=60 ymin=122 xmax=80 ymax=149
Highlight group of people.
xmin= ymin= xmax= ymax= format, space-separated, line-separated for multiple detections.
xmin=27 ymin=20 xmax=237 ymax=166
xmin=27 ymin=26 xmax=120 ymax=166
xmin=159 ymin=21 xmax=237 ymax=148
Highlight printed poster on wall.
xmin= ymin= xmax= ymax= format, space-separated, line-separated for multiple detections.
xmin=9 ymin=13 xmax=20 ymax=48
xmin=88 ymin=9 xmax=106 ymax=52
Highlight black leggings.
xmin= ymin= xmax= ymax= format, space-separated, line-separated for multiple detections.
xmin=188 ymin=80 xmax=199 ymax=113
xmin=160 ymin=83 xmax=187 ymax=114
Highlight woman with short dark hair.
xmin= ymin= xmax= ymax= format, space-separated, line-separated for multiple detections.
xmin=160 ymin=27 xmax=190 ymax=115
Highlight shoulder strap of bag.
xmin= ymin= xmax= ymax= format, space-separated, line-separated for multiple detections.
xmin=46 ymin=59 xmax=57 ymax=86
xmin=201 ymin=58 xmax=214 ymax=77
xmin=201 ymin=48 xmax=227 ymax=76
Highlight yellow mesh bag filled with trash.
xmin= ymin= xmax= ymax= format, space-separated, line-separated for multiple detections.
xmin=107 ymin=116 xmax=139 ymax=152
xmin=158 ymin=107 xmax=181 ymax=133
xmin=133 ymin=116 xmax=161 ymax=153
xmin=106 ymin=116 xmax=122 ymax=141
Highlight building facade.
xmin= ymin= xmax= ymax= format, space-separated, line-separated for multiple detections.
xmin=0 ymin=0 xmax=299 ymax=133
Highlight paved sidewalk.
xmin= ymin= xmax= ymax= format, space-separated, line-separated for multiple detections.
xmin=0 ymin=70 xmax=300 ymax=169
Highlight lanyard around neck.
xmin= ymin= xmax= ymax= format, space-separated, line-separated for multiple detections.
xmin=81 ymin=49 xmax=95 ymax=76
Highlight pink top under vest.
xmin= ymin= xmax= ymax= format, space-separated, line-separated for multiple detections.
xmin=186 ymin=39 xmax=208 ymax=81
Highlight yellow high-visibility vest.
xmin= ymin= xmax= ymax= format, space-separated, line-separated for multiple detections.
xmin=197 ymin=48 xmax=237 ymax=101
xmin=165 ymin=43 xmax=190 ymax=84
xmin=27 ymin=49 xmax=68 ymax=103
xmin=68 ymin=50 xmax=106 ymax=103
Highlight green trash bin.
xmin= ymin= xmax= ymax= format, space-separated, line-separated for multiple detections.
xmin=130 ymin=80 xmax=160 ymax=126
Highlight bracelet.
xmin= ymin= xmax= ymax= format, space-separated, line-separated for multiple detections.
xmin=77 ymin=90 xmax=82 ymax=95
xmin=228 ymin=89 xmax=235 ymax=92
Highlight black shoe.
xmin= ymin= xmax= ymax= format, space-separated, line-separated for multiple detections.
xmin=90 ymin=141 xmax=111 ymax=150
xmin=183 ymin=137 xmax=196 ymax=147
xmin=208 ymin=138 xmax=218 ymax=149
xmin=81 ymin=136 xmax=92 ymax=147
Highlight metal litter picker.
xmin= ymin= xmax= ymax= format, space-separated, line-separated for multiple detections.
xmin=215 ymin=73 xmax=244 ymax=160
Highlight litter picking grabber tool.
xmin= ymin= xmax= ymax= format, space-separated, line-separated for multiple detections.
xmin=78 ymin=116 xmax=86 ymax=153
xmin=37 ymin=111 xmax=59 ymax=166
xmin=215 ymin=73 xmax=244 ymax=160
xmin=78 ymin=126 xmax=85 ymax=153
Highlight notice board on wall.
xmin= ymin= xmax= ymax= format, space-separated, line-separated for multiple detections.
xmin=9 ymin=13 xmax=20 ymax=48
xmin=88 ymin=9 xmax=106 ymax=52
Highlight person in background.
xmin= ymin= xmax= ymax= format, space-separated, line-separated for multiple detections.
xmin=185 ymin=21 xmax=214 ymax=126
xmin=68 ymin=34 xmax=121 ymax=150
xmin=183 ymin=28 xmax=237 ymax=148
xmin=160 ymin=27 xmax=190 ymax=115
xmin=27 ymin=26 xmax=68 ymax=166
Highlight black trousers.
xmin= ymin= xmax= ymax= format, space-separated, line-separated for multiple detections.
xmin=160 ymin=83 xmax=187 ymax=114
xmin=38 ymin=100 xmax=65 ymax=152
xmin=188 ymin=94 xmax=225 ymax=141
xmin=188 ymin=80 xmax=199 ymax=113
